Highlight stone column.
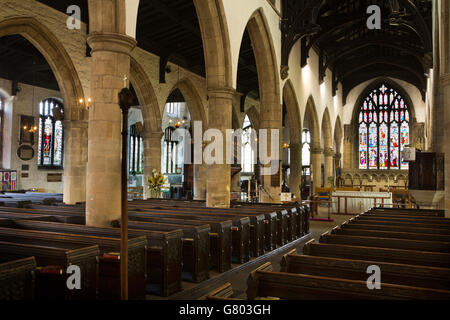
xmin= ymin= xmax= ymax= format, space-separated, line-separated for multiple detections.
xmin=85 ymin=29 xmax=136 ymax=226
xmin=311 ymin=144 xmax=323 ymax=193
xmin=259 ymin=109 xmax=282 ymax=204
xmin=440 ymin=1 xmax=450 ymax=218
xmin=63 ymin=120 xmax=88 ymax=204
xmin=289 ymin=141 xmax=302 ymax=200
xmin=324 ymin=147 xmax=335 ymax=187
xmin=194 ymin=141 xmax=207 ymax=200
xmin=343 ymin=124 xmax=354 ymax=169
xmin=143 ymin=131 xmax=163 ymax=199
xmin=194 ymin=163 xmax=207 ymax=200
xmin=206 ymin=87 xmax=234 ymax=208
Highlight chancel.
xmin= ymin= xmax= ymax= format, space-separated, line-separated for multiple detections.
xmin=0 ymin=0 xmax=449 ymax=303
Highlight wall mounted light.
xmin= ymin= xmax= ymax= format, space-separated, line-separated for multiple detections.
xmin=78 ymin=97 xmax=92 ymax=109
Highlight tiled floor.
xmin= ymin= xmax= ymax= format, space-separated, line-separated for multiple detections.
xmin=147 ymin=208 xmax=356 ymax=300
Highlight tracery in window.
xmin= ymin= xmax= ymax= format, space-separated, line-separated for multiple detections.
xmin=358 ymin=84 xmax=409 ymax=170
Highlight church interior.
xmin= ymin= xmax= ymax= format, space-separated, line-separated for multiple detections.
xmin=0 ymin=0 xmax=450 ymax=302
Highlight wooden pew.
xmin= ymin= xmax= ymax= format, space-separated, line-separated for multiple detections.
xmin=128 ymin=200 xmax=272 ymax=254
xmin=332 ymin=225 xmax=450 ymax=242
xmin=119 ymin=220 xmax=210 ymax=283
xmin=370 ymin=207 xmax=445 ymax=217
xmin=280 ymin=249 xmax=450 ymax=291
xmin=17 ymin=203 xmax=250 ymax=266
xmin=204 ymin=283 xmax=238 ymax=300
xmin=319 ymin=233 xmax=450 ymax=254
xmin=7 ymin=219 xmax=183 ymax=297
xmin=303 ymin=239 xmax=450 ymax=268
xmin=355 ymin=214 xmax=450 ymax=227
xmin=0 ymin=207 xmax=85 ymax=224
xmin=127 ymin=211 xmax=232 ymax=273
xmin=128 ymin=208 xmax=252 ymax=264
xmin=348 ymin=216 xmax=450 ymax=231
xmin=0 ymin=227 xmax=147 ymax=299
xmin=343 ymin=220 xmax=450 ymax=235
xmin=0 ymin=241 xmax=99 ymax=299
xmin=0 ymin=211 xmax=83 ymax=224
xmin=247 ymin=262 xmax=450 ymax=300
xmin=0 ymin=256 xmax=36 ymax=300
xmin=131 ymin=205 xmax=261 ymax=260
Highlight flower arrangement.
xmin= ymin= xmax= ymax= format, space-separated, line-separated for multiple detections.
xmin=147 ymin=169 xmax=166 ymax=198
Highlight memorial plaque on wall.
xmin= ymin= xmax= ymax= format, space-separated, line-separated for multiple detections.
xmin=17 ymin=145 xmax=34 ymax=161
xmin=47 ymin=173 xmax=62 ymax=182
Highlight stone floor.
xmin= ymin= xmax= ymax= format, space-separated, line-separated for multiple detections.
xmin=146 ymin=207 xmax=355 ymax=300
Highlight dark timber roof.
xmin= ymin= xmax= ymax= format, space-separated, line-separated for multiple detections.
xmin=281 ymin=0 xmax=433 ymax=103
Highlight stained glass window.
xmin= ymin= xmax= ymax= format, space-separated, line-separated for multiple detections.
xmin=302 ymin=129 xmax=311 ymax=175
xmin=38 ymin=98 xmax=64 ymax=168
xmin=241 ymin=115 xmax=255 ymax=173
xmin=358 ymin=84 xmax=409 ymax=170
xmin=129 ymin=124 xmax=143 ymax=175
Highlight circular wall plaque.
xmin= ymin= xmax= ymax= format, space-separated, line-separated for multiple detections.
xmin=17 ymin=145 xmax=35 ymax=161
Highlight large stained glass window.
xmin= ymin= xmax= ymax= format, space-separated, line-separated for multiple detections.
xmin=358 ymin=84 xmax=409 ymax=170
xmin=38 ymin=98 xmax=64 ymax=168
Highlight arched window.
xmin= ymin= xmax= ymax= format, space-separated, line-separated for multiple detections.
xmin=241 ymin=115 xmax=255 ymax=173
xmin=38 ymin=98 xmax=64 ymax=168
xmin=162 ymin=126 xmax=177 ymax=174
xmin=129 ymin=124 xmax=144 ymax=175
xmin=358 ymin=84 xmax=409 ymax=170
xmin=301 ymin=129 xmax=311 ymax=175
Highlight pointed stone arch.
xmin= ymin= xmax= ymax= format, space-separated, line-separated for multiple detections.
xmin=283 ymin=80 xmax=302 ymax=144
xmin=0 ymin=17 xmax=84 ymax=120
xmin=245 ymin=105 xmax=260 ymax=132
xmin=193 ymin=0 xmax=232 ymax=89
xmin=304 ymin=95 xmax=321 ymax=146
xmin=321 ymin=107 xmax=333 ymax=150
xmin=130 ymin=56 xmax=161 ymax=134
xmin=334 ymin=115 xmax=343 ymax=155
xmin=0 ymin=16 xmax=87 ymax=204
xmin=169 ymin=78 xmax=207 ymax=124
xmin=245 ymin=8 xmax=282 ymax=202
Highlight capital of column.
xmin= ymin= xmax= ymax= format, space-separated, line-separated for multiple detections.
xmin=334 ymin=152 xmax=342 ymax=160
xmin=207 ymin=87 xmax=235 ymax=100
xmin=310 ymin=146 xmax=323 ymax=155
xmin=87 ymin=32 xmax=137 ymax=55
xmin=323 ymin=148 xmax=335 ymax=157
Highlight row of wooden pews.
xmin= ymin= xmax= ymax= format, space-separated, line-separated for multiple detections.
xmin=207 ymin=207 xmax=450 ymax=300
xmin=0 ymin=196 xmax=309 ymax=299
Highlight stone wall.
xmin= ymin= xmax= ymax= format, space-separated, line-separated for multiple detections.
xmin=0 ymin=78 xmax=63 ymax=192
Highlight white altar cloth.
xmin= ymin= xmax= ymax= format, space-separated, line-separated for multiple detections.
xmin=331 ymin=191 xmax=393 ymax=214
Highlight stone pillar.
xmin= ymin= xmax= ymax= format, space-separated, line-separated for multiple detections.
xmin=324 ymin=147 xmax=335 ymax=187
xmin=206 ymin=87 xmax=234 ymax=208
xmin=311 ymin=145 xmax=323 ymax=193
xmin=63 ymin=120 xmax=88 ymax=204
xmin=289 ymin=141 xmax=302 ymax=200
xmin=439 ymin=1 xmax=450 ymax=218
xmin=143 ymin=131 xmax=163 ymax=199
xmin=259 ymin=108 xmax=282 ymax=204
xmin=194 ymin=141 xmax=207 ymax=201
xmin=85 ymin=9 xmax=137 ymax=226
xmin=343 ymin=124 xmax=354 ymax=169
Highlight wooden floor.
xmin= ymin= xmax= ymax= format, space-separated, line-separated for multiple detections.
xmin=154 ymin=207 xmax=351 ymax=300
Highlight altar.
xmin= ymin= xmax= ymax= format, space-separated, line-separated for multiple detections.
xmin=331 ymin=191 xmax=393 ymax=214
